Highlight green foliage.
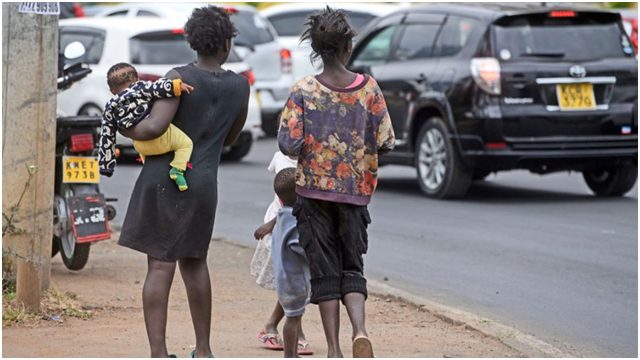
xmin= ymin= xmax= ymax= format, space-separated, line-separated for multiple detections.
xmin=606 ymin=2 xmax=637 ymax=9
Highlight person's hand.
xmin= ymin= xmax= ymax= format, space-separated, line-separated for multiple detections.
xmin=180 ymin=82 xmax=194 ymax=94
xmin=254 ymin=219 xmax=276 ymax=240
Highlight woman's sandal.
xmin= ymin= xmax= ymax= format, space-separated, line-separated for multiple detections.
xmin=188 ymin=350 xmax=215 ymax=358
xmin=257 ymin=331 xmax=284 ymax=350
xmin=297 ymin=340 xmax=314 ymax=356
xmin=352 ymin=336 xmax=374 ymax=358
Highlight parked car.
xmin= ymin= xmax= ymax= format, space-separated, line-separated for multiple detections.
xmin=259 ymin=2 xmax=399 ymax=135
xmin=348 ymin=3 xmax=638 ymax=198
xmin=94 ymin=3 xmax=294 ymax=138
xmin=58 ymin=17 xmax=262 ymax=161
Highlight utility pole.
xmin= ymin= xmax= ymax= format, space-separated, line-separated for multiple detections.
xmin=2 ymin=2 xmax=58 ymax=311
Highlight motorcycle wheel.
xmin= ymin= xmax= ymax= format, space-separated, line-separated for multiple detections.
xmin=57 ymin=184 xmax=97 ymax=271
xmin=59 ymin=232 xmax=90 ymax=271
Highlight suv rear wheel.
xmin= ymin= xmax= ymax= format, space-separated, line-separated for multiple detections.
xmin=582 ymin=163 xmax=637 ymax=197
xmin=415 ymin=117 xmax=472 ymax=198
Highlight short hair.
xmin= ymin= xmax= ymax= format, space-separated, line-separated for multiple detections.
xmin=107 ymin=62 xmax=137 ymax=90
xmin=184 ymin=6 xmax=237 ymax=56
xmin=274 ymin=168 xmax=297 ymax=207
xmin=300 ymin=6 xmax=355 ymax=65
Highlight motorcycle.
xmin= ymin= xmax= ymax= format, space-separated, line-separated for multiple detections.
xmin=52 ymin=41 xmax=116 ymax=270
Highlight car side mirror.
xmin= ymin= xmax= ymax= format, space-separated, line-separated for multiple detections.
xmin=63 ymin=41 xmax=86 ymax=60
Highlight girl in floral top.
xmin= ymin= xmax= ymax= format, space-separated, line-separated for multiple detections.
xmin=277 ymin=6 xmax=395 ymax=358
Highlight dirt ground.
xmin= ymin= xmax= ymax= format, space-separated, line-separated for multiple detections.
xmin=2 ymin=234 xmax=523 ymax=358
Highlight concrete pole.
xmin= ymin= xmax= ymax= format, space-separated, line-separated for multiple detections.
xmin=2 ymin=3 xmax=58 ymax=311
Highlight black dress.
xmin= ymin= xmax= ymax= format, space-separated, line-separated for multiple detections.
xmin=118 ymin=63 xmax=249 ymax=261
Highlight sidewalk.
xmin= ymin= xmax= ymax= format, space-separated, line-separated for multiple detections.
xmin=2 ymin=234 xmax=522 ymax=358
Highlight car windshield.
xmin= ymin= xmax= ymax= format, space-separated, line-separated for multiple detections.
xmin=130 ymin=31 xmax=241 ymax=65
xmin=268 ymin=10 xmax=377 ymax=37
xmin=493 ymin=13 xmax=633 ymax=61
xmin=232 ymin=11 xmax=275 ymax=45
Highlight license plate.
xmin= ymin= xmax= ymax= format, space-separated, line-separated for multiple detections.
xmin=68 ymin=194 xmax=110 ymax=243
xmin=62 ymin=156 xmax=99 ymax=184
xmin=556 ymin=83 xmax=596 ymax=111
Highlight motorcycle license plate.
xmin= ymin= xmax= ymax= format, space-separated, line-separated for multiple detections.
xmin=556 ymin=83 xmax=596 ymax=111
xmin=67 ymin=194 xmax=110 ymax=243
xmin=62 ymin=156 xmax=99 ymax=184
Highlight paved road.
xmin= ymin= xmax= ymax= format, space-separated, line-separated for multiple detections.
xmin=103 ymin=138 xmax=637 ymax=357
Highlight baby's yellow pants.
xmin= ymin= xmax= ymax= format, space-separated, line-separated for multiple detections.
xmin=133 ymin=124 xmax=192 ymax=171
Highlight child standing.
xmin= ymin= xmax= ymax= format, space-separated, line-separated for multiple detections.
xmin=250 ymin=152 xmax=313 ymax=355
xmin=98 ymin=63 xmax=194 ymax=191
xmin=277 ymin=7 xmax=395 ymax=358
xmin=270 ymin=168 xmax=311 ymax=358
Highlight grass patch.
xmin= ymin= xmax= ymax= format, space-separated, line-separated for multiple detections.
xmin=3 ymin=286 xmax=93 ymax=327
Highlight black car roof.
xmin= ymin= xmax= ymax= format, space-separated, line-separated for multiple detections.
xmin=389 ymin=2 xmax=616 ymax=23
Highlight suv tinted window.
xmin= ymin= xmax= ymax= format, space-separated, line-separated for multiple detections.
xmin=394 ymin=23 xmax=441 ymax=60
xmin=434 ymin=16 xmax=481 ymax=57
xmin=494 ymin=13 xmax=633 ymax=61
xmin=130 ymin=32 xmax=196 ymax=65
xmin=268 ymin=10 xmax=377 ymax=37
xmin=352 ymin=26 xmax=398 ymax=67
xmin=59 ymin=29 xmax=105 ymax=65
xmin=233 ymin=11 xmax=274 ymax=46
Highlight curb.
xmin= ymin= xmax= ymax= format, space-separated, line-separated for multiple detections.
xmin=217 ymin=237 xmax=574 ymax=358
xmin=367 ymin=280 xmax=575 ymax=358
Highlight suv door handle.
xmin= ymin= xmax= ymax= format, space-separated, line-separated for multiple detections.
xmin=416 ymin=73 xmax=428 ymax=84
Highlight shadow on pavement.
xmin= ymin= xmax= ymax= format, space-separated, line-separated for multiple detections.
xmin=376 ymin=177 xmax=636 ymax=205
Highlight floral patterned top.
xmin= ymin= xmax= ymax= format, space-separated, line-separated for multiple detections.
xmin=277 ymin=75 xmax=395 ymax=206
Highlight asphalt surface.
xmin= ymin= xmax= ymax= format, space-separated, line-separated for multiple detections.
xmin=102 ymin=138 xmax=638 ymax=357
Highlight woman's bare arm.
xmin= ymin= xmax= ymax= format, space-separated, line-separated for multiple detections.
xmin=119 ymin=69 xmax=181 ymax=141
xmin=223 ymin=82 xmax=250 ymax=147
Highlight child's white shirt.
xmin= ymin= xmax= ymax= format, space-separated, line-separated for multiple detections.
xmin=264 ymin=152 xmax=297 ymax=223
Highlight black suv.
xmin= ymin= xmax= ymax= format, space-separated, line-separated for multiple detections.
xmin=348 ymin=4 xmax=638 ymax=198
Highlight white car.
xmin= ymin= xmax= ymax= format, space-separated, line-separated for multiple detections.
xmin=261 ymin=4 xmax=400 ymax=80
xmin=93 ymin=3 xmax=295 ymax=137
xmin=58 ymin=17 xmax=262 ymax=161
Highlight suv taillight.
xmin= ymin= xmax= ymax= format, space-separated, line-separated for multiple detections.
xmin=138 ymin=73 xmax=161 ymax=82
xmin=471 ymin=57 xmax=501 ymax=95
xmin=70 ymin=133 xmax=94 ymax=153
xmin=280 ymin=49 xmax=292 ymax=74
xmin=240 ymin=69 xmax=255 ymax=86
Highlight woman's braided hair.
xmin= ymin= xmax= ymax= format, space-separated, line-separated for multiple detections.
xmin=300 ymin=7 xmax=355 ymax=65
xmin=185 ymin=5 xmax=237 ymax=56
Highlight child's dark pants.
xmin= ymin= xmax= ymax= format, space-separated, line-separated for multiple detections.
xmin=293 ymin=196 xmax=371 ymax=304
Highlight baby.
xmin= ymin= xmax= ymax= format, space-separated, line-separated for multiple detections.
xmin=98 ymin=62 xmax=194 ymax=191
